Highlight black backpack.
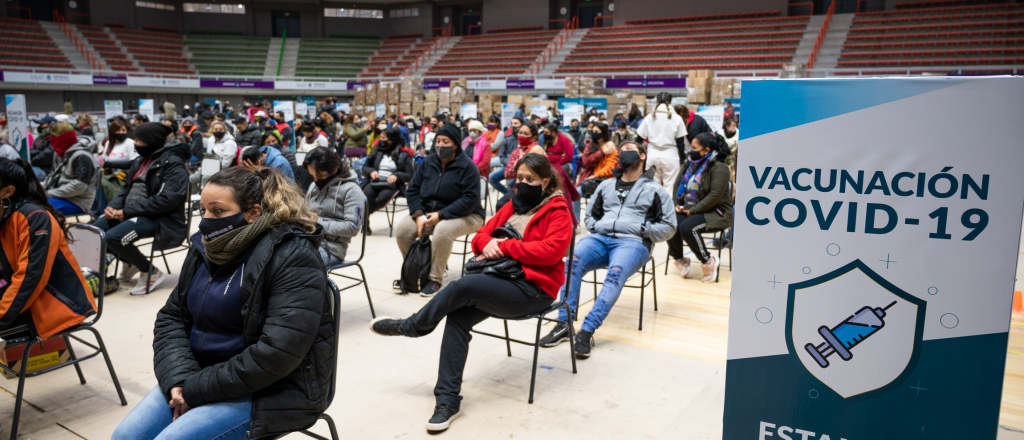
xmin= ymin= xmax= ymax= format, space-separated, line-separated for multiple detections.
xmin=400 ymin=235 xmax=432 ymax=294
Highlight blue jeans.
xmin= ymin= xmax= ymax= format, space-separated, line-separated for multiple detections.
xmin=48 ymin=197 xmax=83 ymax=215
xmin=557 ymin=234 xmax=650 ymax=334
xmin=111 ymin=386 xmax=251 ymax=440
xmin=489 ymin=167 xmax=509 ymax=194
xmin=352 ymin=157 xmax=367 ymax=176
xmin=572 ymin=185 xmax=582 ymax=221
xmin=33 ymin=167 xmax=47 ymax=181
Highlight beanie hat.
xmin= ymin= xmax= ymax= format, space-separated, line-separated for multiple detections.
xmin=435 ymin=122 xmax=463 ymax=148
xmin=467 ymin=120 xmax=485 ymax=133
xmin=133 ymin=122 xmax=173 ymax=150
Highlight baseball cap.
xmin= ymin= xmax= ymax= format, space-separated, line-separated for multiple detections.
xmin=32 ymin=115 xmax=56 ymax=124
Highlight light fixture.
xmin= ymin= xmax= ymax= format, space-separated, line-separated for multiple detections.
xmin=609 ymin=3 xmax=615 ymax=11
xmin=237 ymin=4 xmax=242 ymax=8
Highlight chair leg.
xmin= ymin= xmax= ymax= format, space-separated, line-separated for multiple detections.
xmin=86 ymin=326 xmax=128 ymax=405
xmin=639 ymin=262 xmax=646 ymax=331
xmin=664 ymin=246 xmax=670 ymax=276
xmin=653 ymin=262 xmax=659 ymax=311
xmin=145 ymin=246 xmax=155 ymax=294
xmin=161 ymin=250 xmax=172 ymax=274
xmin=64 ymin=335 xmax=86 ymax=384
xmin=357 ymin=264 xmax=376 ymax=319
xmin=564 ymin=305 xmax=577 ymax=374
xmin=528 ymin=316 xmax=542 ymax=404
xmin=503 ymin=320 xmax=512 ymax=357
xmin=460 ymin=238 xmax=469 ymax=277
xmin=10 ymin=340 xmax=35 ymax=440
xmin=321 ymin=413 xmax=340 ymax=440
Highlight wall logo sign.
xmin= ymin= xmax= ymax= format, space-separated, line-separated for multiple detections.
xmin=786 ymin=260 xmax=925 ymax=399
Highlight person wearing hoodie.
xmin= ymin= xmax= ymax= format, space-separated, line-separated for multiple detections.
xmin=240 ymin=144 xmax=295 ymax=180
xmin=361 ymin=126 xmax=414 ymax=219
xmin=113 ymin=166 xmax=333 ymax=440
xmin=489 ymin=116 xmax=523 ymax=195
xmin=206 ymin=121 xmax=238 ymax=168
xmin=303 ymin=147 xmax=365 ymax=265
xmin=461 ymin=120 xmax=492 ymax=177
xmin=299 ymin=123 xmax=329 ymax=153
xmin=233 ymin=115 xmax=262 ymax=148
xmin=97 ymin=124 xmax=189 ymax=295
xmin=369 ymin=154 xmax=573 ymax=433
xmin=396 ymin=123 xmax=485 ymax=297
xmin=539 ymin=141 xmax=676 ymax=359
xmin=262 ymin=132 xmax=296 ymax=167
xmin=43 ymin=122 xmax=97 ymax=215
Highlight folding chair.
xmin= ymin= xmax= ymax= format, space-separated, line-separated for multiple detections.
xmin=0 ymin=223 xmax=127 ymax=440
xmin=381 ymin=191 xmax=407 ymax=237
xmin=326 ymin=200 xmax=376 ymax=318
xmin=263 ymin=279 xmax=341 ymax=440
xmin=662 ymin=228 xmax=731 ymax=283
xmin=469 ymin=227 xmax=578 ymax=404
xmin=114 ymin=180 xmax=195 ymax=294
xmin=581 ymin=256 xmax=658 ymax=330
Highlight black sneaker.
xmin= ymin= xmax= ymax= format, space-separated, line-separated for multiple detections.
xmin=539 ymin=322 xmax=570 ymax=348
xmin=393 ymin=280 xmax=402 ymax=292
xmin=369 ymin=317 xmax=406 ymax=336
xmin=575 ymin=329 xmax=595 ymax=359
xmin=420 ymin=281 xmax=442 ymax=298
xmin=426 ymin=404 xmax=460 ymax=432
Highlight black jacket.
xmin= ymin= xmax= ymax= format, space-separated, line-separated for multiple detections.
xmin=154 ymin=224 xmax=333 ymax=439
xmin=360 ymin=147 xmax=414 ymax=195
xmin=107 ymin=139 xmax=190 ymax=251
xmin=406 ymin=147 xmax=484 ymax=220
xmin=30 ymin=133 xmax=54 ymax=171
xmin=235 ymin=123 xmax=263 ymax=148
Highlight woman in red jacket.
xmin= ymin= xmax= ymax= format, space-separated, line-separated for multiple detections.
xmin=369 ymin=154 xmax=573 ymax=433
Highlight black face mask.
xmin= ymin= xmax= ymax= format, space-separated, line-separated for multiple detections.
xmin=37 ymin=125 xmax=48 ymax=134
xmin=689 ymin=150 xmax=706 ymax=161
xmin=314 ymin=176 xmax=335 ymax=189
xmin=199 ymin=212 xmax=250 ymax=241
xmin=136 ymin=144 xmax=159 ymax=158
xmin=437 ymin=146 xmax=455 ymax=160
xmin=112 ymin=133 xmax=128 ymax=142
xmin=377 ymin=140 xmax=392 ymax=151
xmin=512 ymin=182 xmax=545 ymax=214
xmin=618 ymin=150 xmax=642 ymax=170
xmin=213 ymin=131 xmax=226 ymax=140
xmin=182 ymin=124 xmax=193 ymax=131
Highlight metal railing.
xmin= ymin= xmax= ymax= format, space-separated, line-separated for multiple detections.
xmin=54 ymin=10 xmax=104 ymax=72
xmin=276 ymin=28 xmax=287 ymax=77
xmin=808 ymin=0 xmax=837 ymax=70
xmin=402 ymin=25 xmax=452 ymax=78
xmin=528 ymin=16 xmax=577 ymax=74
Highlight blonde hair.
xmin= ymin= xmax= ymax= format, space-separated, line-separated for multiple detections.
xmin=77 ymin=114 xmax=94 ymax=126
xmin=207 ymin=166 xmax=319 ymax=233
xmin=208 ymin=120 xmax=229 ymax=135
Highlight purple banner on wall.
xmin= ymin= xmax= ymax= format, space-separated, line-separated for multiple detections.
xmin=93 ymin=76 xmax=128 ymax=85
xmin=200 ymin=80 xmax=275 ymax=89
xmin=0 ymin=71 xmax=5 ymax=82
xmin=506 ymin=80 xmax=535 ymax=89
xmin=346 ymin=81 xmax=378 ymax=90
xmin=604 ymin=78 xmax=687 ymax=88
xmin=423 ymin=80 xmax=451 ymax=90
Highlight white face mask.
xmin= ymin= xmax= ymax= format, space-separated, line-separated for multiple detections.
xmin=377 ymin=124 xmax=387 ymax=131
xmin=469 ymin=131 xmax=481 ymax=140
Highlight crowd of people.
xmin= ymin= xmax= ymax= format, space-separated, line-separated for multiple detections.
xmin=0 ymin=90 xmax=739 ymax=437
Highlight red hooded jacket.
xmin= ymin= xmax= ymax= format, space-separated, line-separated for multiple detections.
xmin=472 ymin=195 xmax=573 ymax=298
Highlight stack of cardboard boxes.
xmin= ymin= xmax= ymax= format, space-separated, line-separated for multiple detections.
xmin=563 ymin=76 xmax=604 ymax=98
xmin=687 ymin=69 xmax=715 ymax=104
xmin=710 ymin=78 xmax=737 ymax=105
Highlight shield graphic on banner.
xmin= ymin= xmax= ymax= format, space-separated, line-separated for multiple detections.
xmin=785 ymin=260 xmax=926 ymax=399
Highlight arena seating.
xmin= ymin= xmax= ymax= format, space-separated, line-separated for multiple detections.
xmin=296 ymin=38 xmax=378 ymax=78
xmin=110 ymin=27 xmax=194 ymax=74
xmin=360 ymin=36 xmax=431 ymax=78
xmin=838 ymin=2 xmax=1024 ymax=69
xmin=186 ymin=34 xmax=270 ymax=76
xmin=424 ymin=30 xmax=558 ymax=76
xmin=556 ymin=13 xmax=807 ymax=74
xmin=0 ymin=17 xmax=74 ymax=70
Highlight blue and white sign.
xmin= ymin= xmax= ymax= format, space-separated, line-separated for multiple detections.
xmin=4 ymin=95 xmax=29 ymax=160
xmin=139 ymin=99 xmax=155 ymax=120
xmin=1 ymin=71 xmax=92 ymax=85
xmin=275 ymin=80 xmax=348 ymax=91
xmin=126 ymin=76 xmax=200 ymax=88
xmin=723 ymin=77 xmax=1024 ymax=439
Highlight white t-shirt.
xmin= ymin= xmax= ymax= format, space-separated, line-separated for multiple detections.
xmin=298 ymin=133 xmax=328 ymax=153
xmin=636 ymin=104 xmax=687 ymax=151
xmin=105 ymin=138 xmax=137 ymax=161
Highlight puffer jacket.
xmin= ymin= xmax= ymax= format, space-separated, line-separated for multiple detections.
xmin=406 ymin=145 xmax=484 ymax=220
xmin=0 ymin=201 xmax=97 ymax=340
xmin=306 ymin=170 xmax=365 ymax=262
xmin=586 ymin=167 xmax=677 ymax=250
xmin=235 ymin=123 xmax=262 ymax=148
xmin=44 ymin=136 xmax=97 ymax=213
xmin=674 ymin=159 xmax=733 ymax=231
xmin=261 ymin=145 xmax=294 ymax=179
xmin=154 ymin=223 xmax=334 ymax=439
xmin=360 ymin=147 xmax=414 ymax=196
xmin=107 ymin=139 xmax=190 ymax=251
xmin=497 ymin=131 xmax=518 ymax=167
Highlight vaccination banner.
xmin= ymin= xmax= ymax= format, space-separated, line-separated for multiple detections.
xmin=4 ymin=95 xmax=29 ymax=161
xmin=697 ymin=105 xmax=724 ymax=133
xmin=139 ymin=99 xmax=155 ymax=120
xmin=723 ymin=77 xmax=1024 ymax=440
xmin=104 ymin=100 xmax=123 ymax=126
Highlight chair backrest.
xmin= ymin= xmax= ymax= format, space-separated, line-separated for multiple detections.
xmin=66 ymin=223 xmax=106 ymax=324
xmin=201 ymin=158 xmax=220 ymax=177
xmin=325 ymin=279 xmax=341 ymax=406
xmin=295 ymin=152 xmax=307 ymax=165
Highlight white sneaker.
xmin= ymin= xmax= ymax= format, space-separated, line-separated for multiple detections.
xmin=701 ymin=256 xmax=720 ymax=283
xmin=131 ymin=267 xmax=166 ymax=295
xmin=674 ymin=258 xmax=691 ymax=278
xmin=118 ymin=263 xmax=140 ymax=284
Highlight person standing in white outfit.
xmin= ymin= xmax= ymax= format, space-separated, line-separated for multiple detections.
xmin=636 ymin=92 xmax=687 ymax=194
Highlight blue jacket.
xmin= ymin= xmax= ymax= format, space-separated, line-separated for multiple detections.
xmin=186 ymin=232 xmax=252 ymax=367
xmin=260 ymin=145 xmax=295 ymax=179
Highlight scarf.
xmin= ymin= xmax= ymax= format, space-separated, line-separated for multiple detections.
xmin=484 ymin=128 xmax=500 ymax=145
xmin=201 ymin=213 xmax=275 ymax=266
xmin=677 ymin=152 xmax=714 ymax=203
xmin=50 ymin=130 xmax=78 ymax=157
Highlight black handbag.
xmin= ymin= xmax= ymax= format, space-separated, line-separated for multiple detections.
xmin=463 ymin=223 xmax=526 ymax=279
xmin=370 ymin=178 xmax=397 ymax=190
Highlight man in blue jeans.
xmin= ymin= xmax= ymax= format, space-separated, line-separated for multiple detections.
xmin=540 ymin=141 xmax=676 ymax=358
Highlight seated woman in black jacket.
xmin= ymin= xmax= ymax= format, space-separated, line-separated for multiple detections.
xmin=395 ymin=123 xmax=485 ymax=296
xmin=95 ymin=123 xmax=190 ymax=295
xmin=361 ymin=126 xmax=413 ymax=220
xmin=112 ymin=166 xmax=334 ymax=440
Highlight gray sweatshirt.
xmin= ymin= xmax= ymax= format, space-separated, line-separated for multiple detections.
xmin=585 ymin=168 xmax=677 ymax=249
xmin=305 ymin=170 xmax=366 ymax=263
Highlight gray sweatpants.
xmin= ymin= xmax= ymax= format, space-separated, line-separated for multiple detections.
xmin=396 ymin=213 xmax=484 ymax=283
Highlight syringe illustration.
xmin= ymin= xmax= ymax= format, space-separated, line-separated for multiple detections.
xmin=804 ymin=301 xmax=897 ymax=368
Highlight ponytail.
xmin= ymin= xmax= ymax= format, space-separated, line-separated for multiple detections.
xmin=693 ymin=132 xmax=731 ymax=163
xmin=0 ymin=158 xmax=68 ymax=234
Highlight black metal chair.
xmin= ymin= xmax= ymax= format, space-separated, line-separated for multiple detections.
xmin=0 ymin=223 xmax=127 ymax=440
xmin=469 ymin=227 xmax=578 ymax=404
xmin=325 ymin=200 xmax=376 ymax=318
xmin=663 ymin=227 xmax=732 ymax=283
xmin=112 ymin=180 xmax=194 ymax=294
xmin=580 ymin=256 xmax=658 ymax=330
xmin=381 ymin=191 xmax=407 ymax=237
xmin=264 ymin=279 xmax=341 ymax=440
